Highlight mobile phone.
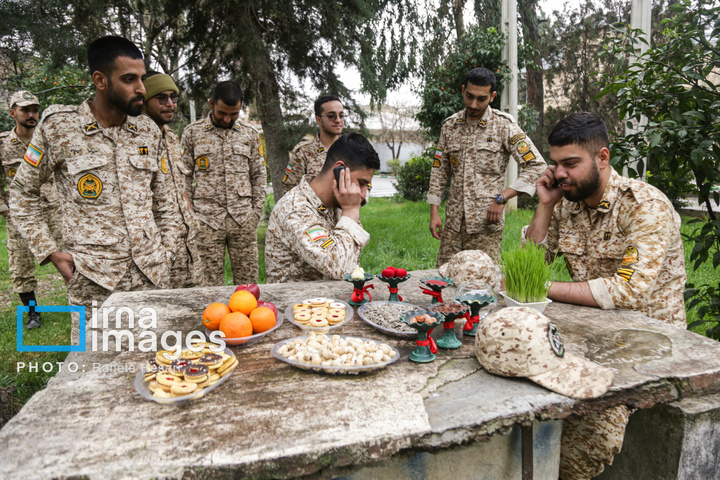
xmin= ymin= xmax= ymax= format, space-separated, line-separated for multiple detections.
xmin=552 ymin=179 xmax=560 ymax=188
xmin=333 ymin=165 xmax=345 ymax=185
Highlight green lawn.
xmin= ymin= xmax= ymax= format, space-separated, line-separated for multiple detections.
xmin=1 ymin=197 xmax=717 ymax=425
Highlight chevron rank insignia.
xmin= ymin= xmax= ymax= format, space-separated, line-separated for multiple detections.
xmin=617 ymin=267 xmax=635 ymax=283
xmin=320 ymin=239 xmax=335 ymax=250
xmin=522 ymin=152 xmax=536 ymax=162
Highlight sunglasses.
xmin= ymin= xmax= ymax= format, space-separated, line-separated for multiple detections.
xmin=319 ymin=113 xmax=345 ymax=121
xmin=154 ymin=93 xmax=179 ymax=105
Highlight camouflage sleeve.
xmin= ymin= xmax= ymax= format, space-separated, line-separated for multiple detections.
xmin=250 ymin=133 xmax=267 ymax=220
xmin=504 ymin=125 xmax=546 ymax=197
xmin=587 ymin=200 xmax=677 ymax=311
xmin=179 ymin=129 xmax=194 ymax=195
xmin=282 ymin=147 xmax=305 ymax=193
xmin=427 ymin=127 xmax=450 ymax=205
xmin=280 ymin=212 xmax=370 ymax=279
xmin=8 ymin=127 xmax=58 ymax=263
xmin=0 ymin=169 xmax=7 ymax=214
xmin=152 ymin=140 xmax=181 ymax=256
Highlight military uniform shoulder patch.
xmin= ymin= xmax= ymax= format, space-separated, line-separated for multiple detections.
xmin=160 ymin=155 xmax=168 ymax=174
xmin=8 ymin=168 xmax=17 ymax=178
xmin=598 ymin=200 xmax=611 ymax=210
xmin=509 ymin=133 xmax=526 ymax=145
xmin=306 ymin=227 xmax=329 ymax=242
xmin=78 ymin=173 xmax=103 ymax=199
xmin=127 ymin=122 xmax=138 ymax=133
xmin=521 ymin=151 xmax=536 ymax=162
xmin=139 ymin=146 xmax=149 ymax=155
xmin=84 ymin=121 xmax=99 ymax=133
xmin=259 ymin=143 xmax=264 ymax=157
xmin=320 ymin=238 xmax=335 ymax=250
xmin=196 ymin=155 xmax=209 ymax=170
xmin=449 ymin=155 xmax=459 ymax=166
xmin=516 ymin=141 xmax=530 ymax=155
xmin=621 ymin=245 xmax=639 ymax=266
xmin=434 ymin=148 xmax=443 ymax=159
xmin=23 ymin=143 xmax=44 ymax=167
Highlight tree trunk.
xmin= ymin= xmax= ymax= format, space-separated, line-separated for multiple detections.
xmin=453 ymin=0 xmax=466 ymax=40
xmin=251 ymin=57 xmax=289 ymax=202
xmin=519 ymin=0 xmax=544 ymax=134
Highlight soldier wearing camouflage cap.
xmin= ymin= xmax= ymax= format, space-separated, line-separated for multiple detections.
xmin=10 ymin=36 xmax=180 ymax=344
xmin=143 ymin=73 xmax=204 ymax=288
xmin=179 ymin=81 xmax=266 ymax=286
xmin=282 ymin=95 xmax=345 ymax=193
xmin=428 ymin=67 xmax=546 ymax=266
xmin=1 ymin=90 xmax=64 ymax=329
xmin=524 ymin=112 xmax=686 ymax=479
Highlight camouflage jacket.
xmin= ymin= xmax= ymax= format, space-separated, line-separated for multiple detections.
xmin=10 ymin=99 xmax=179 ymax=290
xmin=0 ymin=128 xmax=59 ymax=214
xmin=543 ymin=169 xmax=686 ymax=328
xmin=282 ymin=134 xmax=327 ymax=193
xmin=179 ymin=114 xmax=266 ymax=230
xmin=265 ymin=176 xmax=369 ymax=283
xmin=427 ymin=107 xmax=546 ymax=233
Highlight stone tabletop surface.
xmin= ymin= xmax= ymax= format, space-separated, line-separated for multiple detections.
xmin=3 ymin=269 xmax=720 ymax=479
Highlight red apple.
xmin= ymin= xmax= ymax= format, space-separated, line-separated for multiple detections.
xmin=257 ymin=301 xmax=278 ymax=319
xmin=235 ymin=283 xmax=260 ymax=301
xmin=395 ymin=268 xmax=407 ymax=278
xmin=382 ymin=266 xmax=396 ymax=278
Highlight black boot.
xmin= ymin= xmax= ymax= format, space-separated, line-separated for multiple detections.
xmin=19 ymin=292 xmax=42 ymax=329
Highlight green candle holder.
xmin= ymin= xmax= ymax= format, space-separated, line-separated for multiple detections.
xmin=377 ymin=273 xmax=410 ymax=302
xmin=454 ymin=282 xmax=496 ymax=337
xmin=402 ymin=310 xmax=443 ymax=363
xmin=342 ymin=272 xmax=375 ymax=306
xmin=419 ymin=276 xmax=455 ymax=304
xmin=428 ymin=302 xmax=468 ymax=349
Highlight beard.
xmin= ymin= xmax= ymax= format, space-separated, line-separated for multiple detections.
xmin=107 ymin=78 xmax=144 ymax=116
xmin=210 ymin=112 xmax=234 ymax=129
xmin=17 ymin=118 xmax=37 ymax=129
xmin=561 ymin=161 xmax=601 ymax=202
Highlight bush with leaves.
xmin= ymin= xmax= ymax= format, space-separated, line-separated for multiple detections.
xmin=393 ymin=153 xmax=434 ymax=202
xmin=598 ymin=0 xmax=720 ymax=336
xmin=415 ymin=26 xmax=510 ymax=141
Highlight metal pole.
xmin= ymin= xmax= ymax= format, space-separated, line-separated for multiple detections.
xmin=624 ymin=0 xmax=652 ymax=179
xmin=502 ymin=0 xmax=519 ymax=212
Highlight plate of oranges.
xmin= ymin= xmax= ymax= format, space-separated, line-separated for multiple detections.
xmin=203 ymin=289 xmax=284 ymax=346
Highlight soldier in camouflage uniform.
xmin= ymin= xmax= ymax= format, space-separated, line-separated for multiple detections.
xmin=10 ymin=36 xmax=179 ymax=345
xmin=180 ymin=81 xmax=266 ymax=286
xmin=524 ymin=112 xmax=686 ymax=479
xmin=282 ymin=95 xmax=345 ymax=193
xmin=143 ymin=73 xmax=203 ymax=288
xmin=428 ymin=67 xmax=546 ymax=266
xmin=1 ymin=91 xmax=64 ymax=329
xmin=266 ymin=133 xmax=378 ymax=283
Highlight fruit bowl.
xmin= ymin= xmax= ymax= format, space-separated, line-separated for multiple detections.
xmin=205 ymin=312 xmax=284 ymax=346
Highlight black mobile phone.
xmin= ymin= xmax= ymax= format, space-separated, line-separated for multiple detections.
xmin=333 ymin=165 xmax=345 ymax=185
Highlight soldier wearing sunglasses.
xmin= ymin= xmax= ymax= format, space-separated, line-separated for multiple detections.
xmin=282 ymin=95 xmax=345 ymax=193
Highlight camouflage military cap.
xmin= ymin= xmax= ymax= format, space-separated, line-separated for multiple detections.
xmin=9 ymin=91 xmax=40 ymax=108
xmin=475 ymin=307 xmax=614 ymax=399
xmin=438 ymin=250 xmax=501 ymax=291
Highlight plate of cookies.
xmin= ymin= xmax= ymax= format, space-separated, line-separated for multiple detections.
xmin=284 ymin=297 xmax=353 ymax=333
xmin=271 ymin=332 xmax=401 ymax=375
xmin=134 ymin=343 xmax=238 ymax=405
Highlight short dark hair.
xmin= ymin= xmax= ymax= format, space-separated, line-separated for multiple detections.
xmin=465 ymin=67 xmax=497 ymax=91
xmin=322 ymin=133 xmax=380 ymax=172
xmin=314 ymin=95 xmax=342 ymax=116
xmin=548 ymin=112 xmax=609 ymax=155
xmin=87 ymin=36 xmax=143 ymax=76
xmin=212 ymin=81 xmax=243 ymax=106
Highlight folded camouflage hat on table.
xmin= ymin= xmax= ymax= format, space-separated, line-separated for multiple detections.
xmin=438 ymin=250 xmax=502 ymax=292
xmin=475 ymin=307 xmax=614 ymax=399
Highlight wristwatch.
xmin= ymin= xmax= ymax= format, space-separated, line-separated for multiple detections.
xmin=494 ymin=194 xmax=506 ymax=205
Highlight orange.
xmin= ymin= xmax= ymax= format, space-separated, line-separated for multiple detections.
xmin=202 ymin=303 xmax=231 ymax=330
xmin=219 ymin=312 xmax=253 ymax=338
xmin=249 ymin=307 xmax=276 ymax=333
xmin=228 ymin=290 xmax=258 ymax=315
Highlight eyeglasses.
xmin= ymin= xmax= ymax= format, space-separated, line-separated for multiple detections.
xmin=154 ymin=93 xmax=179 ymax=105
xmin=319 ymin=113 xmax=345 ymax=121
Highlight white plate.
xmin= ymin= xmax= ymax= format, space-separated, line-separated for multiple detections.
xmin=134 ymin=347 xmax=235 ymax=405
xmin=271 ymin=335 xmax=401 ymax=375
xmin=357 ymin=301 xmax=420 ymax=339
xmin=284 ymin=298 xmax=353 ymax=332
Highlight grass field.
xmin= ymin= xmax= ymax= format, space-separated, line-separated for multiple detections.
xmin=1 ymin=197 xmax=717 ymax=425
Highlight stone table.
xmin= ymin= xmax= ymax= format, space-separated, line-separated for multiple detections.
xmin=3 ymin=269 xmax=720 ymax=479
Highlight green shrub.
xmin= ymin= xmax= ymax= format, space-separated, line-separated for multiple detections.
xmin=393 ymin=154 xmax=433 ymax=202
xmin=387 ymin=158 xmax=401 ymax=176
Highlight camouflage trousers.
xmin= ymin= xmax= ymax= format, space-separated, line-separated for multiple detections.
xmin=197 ymin=215 xmax=259 ymax=286
xmin=6 ymin=205 xmax=63 ymax=293
xmin=66 ymin=261 xmax=156 ymax=345
xmin=559 ymin=405 xmax=632 ymax=479
xmin=167 ymin=226 xmax=204 ymax=289
xmin=436 ymin=216 xmax=503 ymax=268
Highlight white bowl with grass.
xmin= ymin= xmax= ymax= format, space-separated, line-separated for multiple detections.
xmin=500 ymin=241 xmax=553 ymax=313
xmin=499 ymin=291 xmax=552 ymax=313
